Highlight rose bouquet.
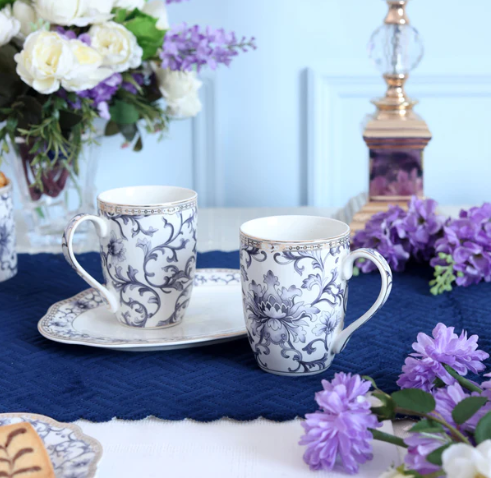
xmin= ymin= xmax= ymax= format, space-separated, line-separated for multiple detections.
xmin=300 ymin=323 xmax=491 ymax=477
xmin=352 ymin=198 xmax=491 ymax=295
xmin=0 ymin=0 xmax=255 ymax=224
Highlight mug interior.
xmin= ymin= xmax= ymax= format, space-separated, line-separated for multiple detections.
xmin=98 ymin=186 xmax=197 ymax=207
xmin=240 ymin=215 xmax=350 ymax=242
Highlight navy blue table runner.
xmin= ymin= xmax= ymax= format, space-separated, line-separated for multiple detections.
xmin=0 ymin=252 xmax=489 ymax=422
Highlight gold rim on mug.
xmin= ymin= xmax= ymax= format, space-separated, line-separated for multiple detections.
xmin=240 ymin=216 xmax=351 ymax=252
xmin=97 ymin=186 xmax=198 ymax=216
xmin=0 ymin=181 xmax=12 ymax=195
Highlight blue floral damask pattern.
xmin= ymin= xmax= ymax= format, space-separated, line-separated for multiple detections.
xmin=241 ymin=243 xmax=350 ymax=374
xmin=101 ymin=207 xmax=197 ymax=328
xmin=0 ymin=185 xmax=17 ymax=282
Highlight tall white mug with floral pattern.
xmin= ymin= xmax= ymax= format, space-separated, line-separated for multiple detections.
xmin=240 ymin=216 xmax=392 ymax=376
xmin=63 ymin=186 xmax=197 ymax=328
xmin=0 ymin=181 xmax=17 ymax=282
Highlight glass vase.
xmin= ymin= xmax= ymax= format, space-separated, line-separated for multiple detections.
xmin=9 ymin=137 xmax=100 ymax=248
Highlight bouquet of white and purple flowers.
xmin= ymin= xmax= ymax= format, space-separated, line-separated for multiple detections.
xmin=300 ymin=323 xmax=491 ymax=477
xmin=353 ymin=198 xmax=491 ymax=295
xmin=0 ymin=0 xmax=255 ymax=198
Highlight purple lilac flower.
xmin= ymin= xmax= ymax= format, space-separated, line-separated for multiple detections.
xmin=122 ymin=73 xmax=145 ymax=95
xmin=78 ymin=73 xmax=123 ymax=119
xmin=160 ymin=23 xmax=256 ymax=72
xmin=299 ymin=373 xmax=381 ymax=474
xmin=431 ymin=204 xmax=491 ymax=287
xmin=55 ymin=27 xmax=90 ymax=45
xmin=433 ymin=383 xmax=491 ymax=432
xmin=404 ymin=433 xmax=448 ymax=474
xmin=352 ymin=205 xmax=410 ymax=272
xmin=397 ymin=323 xmax=489 ymax=392
xmin=397 ymin=197 xmax=444 ymax=261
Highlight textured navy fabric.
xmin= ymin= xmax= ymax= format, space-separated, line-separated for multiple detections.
xmin=0 ymin=252 xmax=489 ymax=422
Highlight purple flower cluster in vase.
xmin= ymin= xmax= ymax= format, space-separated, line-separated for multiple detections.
xmin=353 ymin=197 xmax=444 ymax=273
xmin=161 ymin=23 xmax=256 ymax=71
xmin=77 ymin=74 xmax=123 ymax=119
xmin=299 ymin=373 xmax=380 ymax=474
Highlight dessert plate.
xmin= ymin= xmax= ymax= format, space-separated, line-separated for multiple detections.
xmin=38 ymin=269 xmax=246 ymax=351
xmin=0 ymin=413 xmax=102 ymax=478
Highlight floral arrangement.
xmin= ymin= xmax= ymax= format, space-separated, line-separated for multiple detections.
xmin=353 ymin=197 xmax=491 ymax=295
xmin=299 ymin=323 xmax=491 ymax=477
xmin=0 ymin=0 xmax=255 ymax=198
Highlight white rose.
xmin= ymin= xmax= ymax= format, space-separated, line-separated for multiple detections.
xmin=12 ymin=0 xmax=38 ymax=39
xmin=113 ymin=0 xmax=144 ymax=9
xmin=33 ymin=0 xmax=113 ymax=27
xmin=14 ymin=31 xmax=74 ymax=94
xmin=89 ymin=21 xmax=142 ymax=73
xmin=154 ymin=68 xmax=203 ymax=118
xmin=62 ymin=40 xmax=113 ymax=91
xmin=442 ymin=441 xmax=491 ymax=478
xmin=142 ymin=0 xmax=169 ymax=30
xmin=0 ymin=5 xmax=21 ymax=47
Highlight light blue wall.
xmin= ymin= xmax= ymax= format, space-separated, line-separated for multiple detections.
xmin=95 ymin=0 xmax=491 ymax=208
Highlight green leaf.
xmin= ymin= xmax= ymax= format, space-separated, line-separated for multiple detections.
xmin=133 ymin=134 xmax=143 ymax=152
xmin=104 ymin=120 xmax=120 ymax=136
xmin=13 ymin=96 xmax=43 ymax=130
xmin=123 ymin=12 xmax=166 ymax=60
xmin=59 ymin=110 xmax=83 ymax=130
xmin=475 ymin=411 xmax=491 ymax=444
xmin=443 ymin=365 xmax=483 ymax=393
xmin=452 ymin=396 xmax=488 ymax=425
xmin=113 ymin=7 xmax=129 ymax=23
xmin=0 ymin=0 xmax=14 ymax=9
xmin=109 ymin=100 xmax=140 ymax=125
xmin=119 ymin=123 xmax=138 ymax=142
xmin=409 ymin=419 xmax=446 ymax=434
xmin=426 ymin=444 xmax=452 ymax=466
xmin=392 ymin=389 xmax=436 ymax=414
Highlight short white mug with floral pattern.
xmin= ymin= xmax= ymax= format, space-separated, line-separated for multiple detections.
xmin=240 ymin=216 xmax=392 ymax=376
xmin=0 ymin=181 xmax=17 ymax=282
xmin=62 ymin=186 xmax=198 ymax=329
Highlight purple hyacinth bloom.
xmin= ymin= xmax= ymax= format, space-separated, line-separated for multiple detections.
xmin=433 ymin=383 xmax=491 ymax=432
xmin=78 ymin=73 xmax=123 ymax=119
xmin=299 ymin=373 xmax=381 ymax=474
xmin=404 ymin=433 xmax=448 ymax=474
xmin=161 ymin=23 xmax=256 ymax=72
xmin=397 ymin=323 xmax=489 ymax=391
xmin=431 ymin=203 xmax=491 ymax=287
xmin=397 ymin=197 xmax=444 ymax=261
xmin=353 ymin=205 xmax=410 ymax=272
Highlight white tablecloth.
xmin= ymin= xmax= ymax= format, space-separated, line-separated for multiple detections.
xmin=18 ymin=195 xmax=456 ymax=477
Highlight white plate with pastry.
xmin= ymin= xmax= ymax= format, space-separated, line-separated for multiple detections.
xmin=0 ymin=413 xmax=102 ymax=478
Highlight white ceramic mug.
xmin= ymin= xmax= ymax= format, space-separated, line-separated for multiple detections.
xmin=0 ymin=181 xmax=17 ymax=282
xmin=62 ymin=186 xmax=198 ymax=329
xmin=240 ymin=215 xmax=392 ymax=376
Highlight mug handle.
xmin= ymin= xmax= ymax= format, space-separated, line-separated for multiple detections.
xmin=331 ymin=248 xmax=392 ymax=355
xmin=62 ymin=213 xmax=119 ymax=313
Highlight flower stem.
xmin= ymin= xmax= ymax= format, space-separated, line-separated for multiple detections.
xmin=396 ymin=408 xmax=471 ymax=445
xmin=369 ymin=428 xmax=408 ymax=448
xmin=443 ymin=365 xmax=482 ymax=393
